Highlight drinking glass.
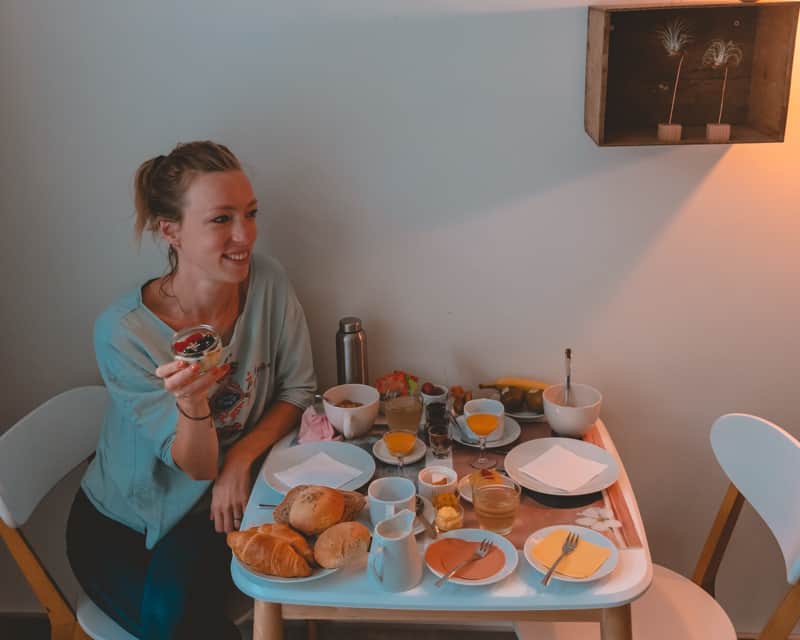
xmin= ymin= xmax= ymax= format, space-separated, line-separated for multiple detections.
xmin=382 ymin=430 xmax=417 ymax=477
xmin=384 ymin=391 xmax=423 ymax=434
xmin=463 ymin=398 xmax=504 ymax=469
xmin=473 ymin=475 xmax=521 ymax=535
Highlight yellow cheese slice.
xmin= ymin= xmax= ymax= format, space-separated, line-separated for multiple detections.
xmin=530 ymin=529 xmax=611 ymax=579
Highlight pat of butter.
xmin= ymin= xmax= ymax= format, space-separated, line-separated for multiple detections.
xmin=431 ymin=472 xmax=448 ymax=486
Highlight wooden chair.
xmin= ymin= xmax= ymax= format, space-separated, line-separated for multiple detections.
xmin=0 ymin=386 xmax=136 ymax=640
xmin=515 ymin=413 xmax=800 ymax=640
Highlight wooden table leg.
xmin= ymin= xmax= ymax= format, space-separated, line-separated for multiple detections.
xmin=253 ymin=601 xmax=283 ymax=640
xmin=601 ymin=604 xmax=632 ymax=640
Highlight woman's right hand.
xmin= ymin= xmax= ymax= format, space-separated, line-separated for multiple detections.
xmin=155 ymin=361 xmax=230 ymax=408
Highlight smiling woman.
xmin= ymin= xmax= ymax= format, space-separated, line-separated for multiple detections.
xmin=65 ymin=141 xmax=317 ymax=640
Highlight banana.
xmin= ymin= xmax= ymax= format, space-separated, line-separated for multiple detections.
xmin=492 ymin=376 xmax=550 ymax=391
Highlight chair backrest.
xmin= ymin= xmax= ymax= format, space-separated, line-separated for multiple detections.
xmin=711 ymin=413 xmax=800 ymax=584
xmin=0 ymin=386 xmax=108 ymax=528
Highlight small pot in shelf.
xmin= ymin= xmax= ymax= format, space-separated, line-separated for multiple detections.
xmin=657 ymin=123 xmax=682 ymax=143
xmin=706 ymin=123 xmax=731 ymax=143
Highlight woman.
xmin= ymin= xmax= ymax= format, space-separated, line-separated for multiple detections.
xmin=66 ymin=141 xmax=316 ymax=640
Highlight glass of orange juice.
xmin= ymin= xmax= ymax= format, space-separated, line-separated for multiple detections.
xmin=463 ymin=398 xmax=505 ymax=469
xmin=382 ymin=430 xmax=417 ymax=476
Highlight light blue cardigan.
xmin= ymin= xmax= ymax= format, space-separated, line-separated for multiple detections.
xmin=81 ymin=254 xmax=316 ymax=548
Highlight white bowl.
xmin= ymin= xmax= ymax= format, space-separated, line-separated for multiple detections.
xmin=542 ymin=383 xmax=602 ymax=437
xmin=322 ymin=384 xmax=380 ymax=439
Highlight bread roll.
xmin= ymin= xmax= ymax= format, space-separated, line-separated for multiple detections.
xmin=340 ymin=490 xmax=366 ymax=521
xmin=273 ymin=485 xmax=309 ymax=525
xmin=257 ymin=523 xmax=314 ymax=565
xmin=227 ymin=528 xmax=312 ymax=578
xmin=289 ymin=486 xmax=345 ymax=535
xmin=313 ymin=522 xmax=371 ymax=569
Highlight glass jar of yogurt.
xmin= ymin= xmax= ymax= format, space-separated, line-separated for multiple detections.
xmin=171 ymin=324 xmax=222 ymax=373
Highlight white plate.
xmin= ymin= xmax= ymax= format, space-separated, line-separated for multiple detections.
xmin=232 ymin=556 xmax=338 ymax=584
xmin=424 ymin=528 xmax=518 ymax=586
xmin=523 ymin=524 xmax=619 ymax=583
xmin=262 ymin=441 xmax=376 ymax=495
xmin=453 ymin=415 xmax=522 ymax=449
xmin=505 ymin=409 xmax=545 ymax=422
xmin=372 ymin=437 xmax=427 ymax=466
xmin=504 ymin=438 xmax=619 ymax=496
xmin=456 ymin=471 xmax=514 ymax=503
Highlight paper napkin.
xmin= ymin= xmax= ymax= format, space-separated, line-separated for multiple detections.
xmin=519 ymin=444 xmax=608 ymax=492
xmin=530 ymin=529 xmax=611 ymax=579
xmin=274 ymin=452 xmax=363 ymax=489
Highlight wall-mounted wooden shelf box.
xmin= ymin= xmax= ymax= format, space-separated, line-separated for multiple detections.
xmin=585 ymin=2 xmax=799 ymax=146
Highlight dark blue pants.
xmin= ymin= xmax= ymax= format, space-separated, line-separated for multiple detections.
xmin=66 ymin=489 xmax=240 ymax=640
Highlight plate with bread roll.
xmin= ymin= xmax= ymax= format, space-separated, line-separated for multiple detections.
xmin=228 ymin=485 xmax=372 ymax=583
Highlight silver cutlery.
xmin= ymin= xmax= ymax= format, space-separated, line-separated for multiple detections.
xmin=415 ymin=496 xmax=438 ymax=539
xmin=435 ymin=538 xmax=492 ymax=587
xmin=541 ymin=531 xmax=580 ymax=586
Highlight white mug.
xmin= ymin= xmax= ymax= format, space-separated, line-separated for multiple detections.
xmin=368 ymin=477 xmax=416 ymax=526
xmin=416 ymin=466 xmax=458 ymax=502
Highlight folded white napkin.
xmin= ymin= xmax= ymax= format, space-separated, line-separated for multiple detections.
xmin=519 ymin=444 xmax=608 ymax=492
xmin=274 ymin=452 xmax=363 ymax=489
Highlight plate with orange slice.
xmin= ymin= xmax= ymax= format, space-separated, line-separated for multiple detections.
xmin=424 ymin=528 xmax=518 ymax=586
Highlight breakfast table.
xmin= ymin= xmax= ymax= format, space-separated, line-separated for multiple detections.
xmin=231 ymin=417 xmax=652 ymax=640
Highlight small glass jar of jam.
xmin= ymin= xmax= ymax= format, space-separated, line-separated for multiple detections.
xmin=171 ymin=324 xmax=222 ymax=373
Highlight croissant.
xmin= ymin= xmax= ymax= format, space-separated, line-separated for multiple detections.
xmin=227 ymin=529 xmax=312 ymax=578
xmin=257 ymin=523 xmax=314 ymax=565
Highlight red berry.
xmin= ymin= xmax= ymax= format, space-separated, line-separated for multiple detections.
xmin=422 ymin=382 xmax=434 ymax=395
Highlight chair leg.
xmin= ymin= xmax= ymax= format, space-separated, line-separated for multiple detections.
xmin=758 ymin=581 xmax=800 ymax=640
xmin=307 ymin=620 xmax=318 ymax=640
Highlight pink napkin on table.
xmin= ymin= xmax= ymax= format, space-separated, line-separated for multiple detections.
xmin=297 ymin=406 xmax=342 ymax=444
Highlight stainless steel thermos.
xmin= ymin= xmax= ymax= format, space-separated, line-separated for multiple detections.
xmin=336 ymin=317 xmax=368 ymax=385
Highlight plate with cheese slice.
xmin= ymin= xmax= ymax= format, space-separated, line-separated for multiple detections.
xmin=523 ymin=525 xmax=618 ymax=583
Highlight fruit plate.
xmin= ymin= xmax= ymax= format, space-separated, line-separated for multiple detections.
xmin=424 ymin=528 xmax=518 ymax=586
xmin=523 ymin=524 xmax=619 ymax=583
xmin=232 ymin=556 xmax=338 ymax=584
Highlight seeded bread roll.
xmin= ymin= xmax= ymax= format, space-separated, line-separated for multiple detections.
xmin=273 ymin=485 xmax=309 ymax=525
xmin=313 ymin=522 xmax=371 ymax=569
xmin=289 ymin=486 xmax=346 ymax=535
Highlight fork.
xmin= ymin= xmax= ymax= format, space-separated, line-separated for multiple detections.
xmin=435 ymin=538 xmax=493 ymax=587
xmin=541 ymin=531 xmax=580 ymax=587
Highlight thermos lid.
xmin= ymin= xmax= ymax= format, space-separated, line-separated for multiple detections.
xmin=339 ymin=316 xmax=362 ymax=333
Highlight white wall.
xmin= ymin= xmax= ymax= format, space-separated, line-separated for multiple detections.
xmin=1 ymin=0 xmax=798 ymax=633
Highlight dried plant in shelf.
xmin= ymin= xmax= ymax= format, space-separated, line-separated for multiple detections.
xmin=655 ymin=18 xmax=693 ymax=143
xmin=702 ymin=39 xmax=744 ymax=142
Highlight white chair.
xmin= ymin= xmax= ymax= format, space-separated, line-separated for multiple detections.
xmin=0 ymin=386 xmax=136 ymax=640
xmin=515 ymin=413 xmax=800 ymax=640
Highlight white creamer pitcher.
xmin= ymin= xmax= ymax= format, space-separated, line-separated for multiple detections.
xmin=368 ymin=509 xmax=422 ymax=592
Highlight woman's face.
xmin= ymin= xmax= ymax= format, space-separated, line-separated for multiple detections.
xmin=166 ymin=170 xmax=258 ymax=285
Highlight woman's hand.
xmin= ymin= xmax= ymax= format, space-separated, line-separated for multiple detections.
xmin=210 ymin=460 xmax=251 ymax=533
xmin=155 ymin=360 xmax=230 ymax=408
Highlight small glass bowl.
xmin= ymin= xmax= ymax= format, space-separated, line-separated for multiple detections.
xmin=434 ymin=503 xmax=465 ymax=532
xmin=171 ymin=324 xmax=222 ymax=373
